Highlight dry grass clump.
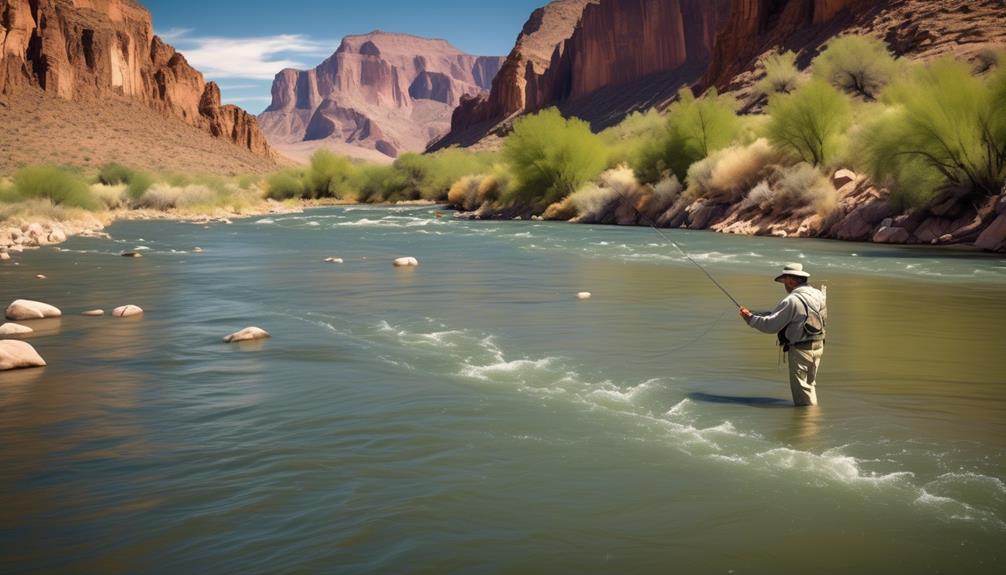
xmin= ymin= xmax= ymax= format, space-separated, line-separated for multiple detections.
xmin=685 ymin=139 xmax=776 ymax=203
xmin=447 ymin=171 xmax=508 ymax=211
xmin=749 ymin=163 xmax=837 ymax=217
xmin=90 ymin=183 xmax=129 ymax=209
xmin=560 ymin=166 xmax=681 ymax=224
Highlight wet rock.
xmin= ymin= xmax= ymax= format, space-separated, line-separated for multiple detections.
xmin=112 ymin=305 xmax=144 ymax=318
xmin=975 ymin=214 xmax=1006 ymax=251
xmin=121 ymin=251 xmax=143 ymax=258
xmin=0 ymin=323 xmax=33 ymax=336
xmin=224 ymin=327 xmax=270 ymax=343
xmin=0 ymin=340 xmax=46 ymax=371
xmin=324 ymin=257 xmax=344 ymax=263
xmin=393 ymin=257 xmax=419 ymax=267
xmin=6 ymin=300 xmax=62 ymax=321
xmin=35 ymin=274 xmax=46 ymax=280
xmin=576 ymin=292 xmax=592 ymax=300
xmin=192 ymin=247 xmax=204 ymax=253
xmin=81 ymin=309 xmax=104 ymax=317
xmin=913 ymin=217 xmax=953 ymax=244
xmin=873 ymin=226 xmax=910 ymax=244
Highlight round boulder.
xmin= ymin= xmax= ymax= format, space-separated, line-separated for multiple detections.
xmin=112 ymin=305 xmax=144 ymax=318
xmin=224 ymin=327 xmax=270 ymax=343
xmin=6 ymin=299 xmax=62 ymax=321
xmin=0 ymin=323 xmax=33 ymax=336
xmin=576 ymin=292 xmax=592 ymax=300
xmin=393 ymin=257 xmax=419 ymax=267
xmin=0 ymin=340 xmax=46 ymax=370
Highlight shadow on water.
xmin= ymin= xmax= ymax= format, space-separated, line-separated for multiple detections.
xmin=687 ymin=392 xmax=792 ymax=408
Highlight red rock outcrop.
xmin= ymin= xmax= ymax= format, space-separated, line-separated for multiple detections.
xmin=0 ymin=0 xmax=272 ymax=158
xmin=259 ymin=31 xmax=504 ymax=162
xmin=432 ymin=0 xmax=732 ymax=151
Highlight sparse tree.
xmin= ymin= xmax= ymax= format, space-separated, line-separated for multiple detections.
xmin=813 ymin=35 xmax=899 ymax=101
xmin=766 ymin=79 xmax=851 ymax=166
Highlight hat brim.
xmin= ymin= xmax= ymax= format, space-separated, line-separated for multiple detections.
xmin=775 ymin=272 xmax=811 ymax=282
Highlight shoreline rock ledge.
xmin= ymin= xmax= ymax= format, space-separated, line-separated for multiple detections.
xmin=0 ymin=340 xmax=47 ymax=371
xmin=6 ymin=300 xmax=62 ymax=321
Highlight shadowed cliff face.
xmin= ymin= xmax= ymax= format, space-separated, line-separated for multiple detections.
xmin=0 ymin=0 xmax=273 ymax=158
xmin=258 ymin=31 xmax=504 ymax=162
xmin=432 ymin=0 xmax=731 ymax=151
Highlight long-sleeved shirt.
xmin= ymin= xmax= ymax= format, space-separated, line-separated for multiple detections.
xmin=747 ymin=285 xmax=826 ymax=344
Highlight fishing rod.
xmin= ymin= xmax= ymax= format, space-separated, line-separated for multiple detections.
xmin=613 ymin=190 xmax=742 ymax=309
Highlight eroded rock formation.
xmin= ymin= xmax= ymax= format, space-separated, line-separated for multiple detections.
xmin=259 ymin=31 xmax=504 ymax=161
xmin=0 ymin=0 xmax=272 ymax=157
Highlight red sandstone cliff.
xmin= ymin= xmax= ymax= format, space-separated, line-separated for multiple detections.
xmin=431 ymin=0 xmax=732 ymax=151
xmin=0 ymin=0 xmax=272 ymax=158
xmin=258 ymin=31 xmax=504 ymax=162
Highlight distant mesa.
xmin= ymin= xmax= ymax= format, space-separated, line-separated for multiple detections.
xmin=259 ymin=31 xmax=505 ymax=163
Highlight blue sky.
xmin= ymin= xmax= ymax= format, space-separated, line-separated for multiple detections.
xmin=145 ymin=0 xmax=545 ymax=113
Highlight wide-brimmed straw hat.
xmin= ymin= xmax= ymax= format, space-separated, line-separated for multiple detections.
xmin=774 ymin=262 xmax=810 ymax=282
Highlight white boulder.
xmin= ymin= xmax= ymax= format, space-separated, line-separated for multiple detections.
xmin=0 ymin=323 xmax=33 ymax=336
xmin=0 ymin=340 xmax=46 ymax=370
xmin=224 ymin=327 xmax=270 ymax=343
xmin=576 ymin=292 xmax=592 ymax=300
xmin=393 ymin=257 xmax=419 ymax=267
xmin=81 ymin=309 xmax=105 ymax=317
xmin=112 ymin=305 xmax=144 ymax=318
xmin=324 ymin=257 xmax=344 ymax=263
xmin=6 ymin=299 xmax=62 ymax=321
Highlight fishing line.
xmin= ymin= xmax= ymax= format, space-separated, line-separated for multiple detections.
xmin=613 ymin=190 xmax=742 ymax=309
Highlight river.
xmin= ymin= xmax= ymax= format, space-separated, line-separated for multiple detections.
xmin=1 ymin=206 xmax=1003 ymax=574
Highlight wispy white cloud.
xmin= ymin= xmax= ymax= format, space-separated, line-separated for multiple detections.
xmin=172 ymin=34 xmax=334 ymax=81
xmin=155 ymin=27 xmax=193 ymax=42
xmin=224 ymin=95 xmax=274 ymax=103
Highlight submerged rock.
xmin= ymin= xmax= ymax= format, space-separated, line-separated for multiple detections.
xmin=224 ymin=327 xmax=270 ymax=343
xmin=6 ymin=300 xmax=62 ymax=321
xmin=121 ymin=251 xmax=143 ymax=258
xmin=112 ymin=305 xmax=144 ymax=318
xmin=81 ymin=309 xmax=105 ymax=317
xmin=0 ymin=323 xmax=33 ymax=336
xmin=393 ymin=257 xmax=419 ymax=267
xmin=0 ymin=340 xmax=46 ymax=370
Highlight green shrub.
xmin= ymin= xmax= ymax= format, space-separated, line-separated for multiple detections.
xmin=813 ymin=35 xmax=899 ymax=100
xmin=12 ymin=165 xmax=98 ymax=210
xmin=392 ymin=150 xmax=493 ymax=201
xmin=755 ymin=51 xmax=801 ymax=97
xmin=354 ymin=164 xmax=407 ymax=203
xmin=632 ymin=88 xmax=741 ymax=184
xmin=304 ymin=150 xmax=357 ymax=199
xmin=600 ymin=109 xmax=668 ymax=168
xmin=861 ymin=58 xmax=1006 ymax=208
xmin=265 ymin=169 xmax=306 ymax=200
xmin=503 ymin=108 xmax=607 ymax=206
xmin=766 ymin=79 xmax=851 ymax=166
xmin=97 ymin=163 xmax=153 ymax=200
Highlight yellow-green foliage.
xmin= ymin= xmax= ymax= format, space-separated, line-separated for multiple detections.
xmin=503 ymin=107 xmax=607 ymax=206
xmin=755 ymin=51 xmax=801 ymax=97
xmin=600 ymin=109 xmax=668 ymax=168
xmin=766 ymin=79 xmax=850 ymax=166
xmin=813 ymin=35 xmax=899 ymax=100
xmin=304 ymin=150 xmax=357 ymax=199
xmin=9 ymin=165 xmax=99 ymax=210
xmin=393 ymin=149 xmax=494 ymax=202
xmin=265 ymin=169 xmax=306 ymax=200
xmin=354 ymin=164 xmax=407 ymax=203
xmin=633 ymin=88 xmax=741 ymax=184
xmin=861 ymin=58 xmax=1006 ymax=208
xmin=97 ymin=163 xmax=153 ymax=200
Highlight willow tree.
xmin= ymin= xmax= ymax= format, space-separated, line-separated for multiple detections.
xmin=766 ymin=79 xmax=851 ymax=166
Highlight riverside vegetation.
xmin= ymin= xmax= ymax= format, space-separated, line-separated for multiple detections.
xmin=3 ymin=37 xmax=1005 ymax=251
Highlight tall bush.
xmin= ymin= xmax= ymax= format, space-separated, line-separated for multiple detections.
xmin=861 ymin=59 xmax=1006 ymax=207
xmin=12 ymin=166 xmax=98 ymax=210
xmin=755 ymin=51 xmax=801 ymax=97
xmin=503 ymin=108 xmax=607 ymax=206
xmin=304 ymin=150 xmax=357 ymax=199
xmin=813 ymin=35 xmax=899 ymax=100
xmin=766 ymin=79 xmax=851 ymax=166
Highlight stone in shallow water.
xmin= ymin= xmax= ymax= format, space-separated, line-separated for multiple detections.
xmin=81 ymin=309 xmax=104 ymax=317
xmin=576 ymin=292 xmax=592 ymax=300
xmin=0 ymin=340 xmax=46 ymax=370
xmin=121 ymin=251 xmax=143 ymax=258
xmin=112 ymin=305 xmax=143 ymax=318
xmin=0 ymin=323 xmax=33 ymax=336
xmin=224 ymin=327 xmax=270 ymax=343
xmin=324 ymin=257 xmax=344 ymax=263
xmin=5 ymin=299 xmax=62 ymax=321
xmin=393 ymin=257 xmax=419 ymax=267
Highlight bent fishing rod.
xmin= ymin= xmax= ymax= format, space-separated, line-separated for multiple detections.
xmin=612 ymin=189 xmax=742 ymax=309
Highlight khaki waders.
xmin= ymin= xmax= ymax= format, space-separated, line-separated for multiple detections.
xmin=787 ymin=341 xmax=824 ymax=406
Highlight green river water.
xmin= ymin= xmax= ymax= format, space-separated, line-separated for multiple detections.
xmin=1 ymin=206 xmax=1003 ymax=574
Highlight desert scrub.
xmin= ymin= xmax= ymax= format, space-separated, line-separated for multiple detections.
xmin=633 ymin=88 xmax=741 ymax=184
xmin=861 ymin=58 xmax=1006 ymax=208
xmin=813 ymin=35 xmax=899 ymax=101
xmin=503 ymin=108 xmax=607 ymax=208
xmin=10 ymin=165 xmax=99 ymax=210
xmin=766 ymin=79 xmax=850 ymax=166
xmin=97 ymin=163 xmax=153 ymax=200
xmin=393 ymin=150 xmax=495 ymax=202
xmin=684 ymin=139 xmax=777 ymax=204
xmin=763 ymin=163 xmax=838 ymax=217
xmin=447 ymin=170 xmax=509 ymax=212
xmin=755 ymin=51 xmax=801 ymax=97
xmin=304 ymin=150 xmax=357 ymax=199
xmin=265 ymin=169 xmax=307 ymax=200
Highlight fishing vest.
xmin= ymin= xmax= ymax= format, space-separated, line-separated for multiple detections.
xmin=777 ymin=290 xmax=827 ymax=346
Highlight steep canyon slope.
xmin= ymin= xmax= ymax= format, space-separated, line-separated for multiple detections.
xmin=258 ymin=32 xmax=504 ymax=163
xmin=0 ymin=0 xmax=276 ymax=173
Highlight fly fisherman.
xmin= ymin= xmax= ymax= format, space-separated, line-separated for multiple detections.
xmin=739 ymin=263 xmax=827 ymax=406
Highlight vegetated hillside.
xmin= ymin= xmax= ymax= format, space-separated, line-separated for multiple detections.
xmin=0 ymin=87 xmax=281 ymax=175
xmin=258 ymin=31 xmax=504 ymax=163
xmin=0 ymin=0 xmax=277 ymax=171
xmin=433 ymin=0 xmax=1006 ymax=151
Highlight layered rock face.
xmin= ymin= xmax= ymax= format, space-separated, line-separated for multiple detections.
xmin=0 ymin=0 xmax=272 ymax=157
xmin=259 ymin=32 xmax=504 ymax=161
xmin=433 ymin=0 xmax=732 ymax=150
